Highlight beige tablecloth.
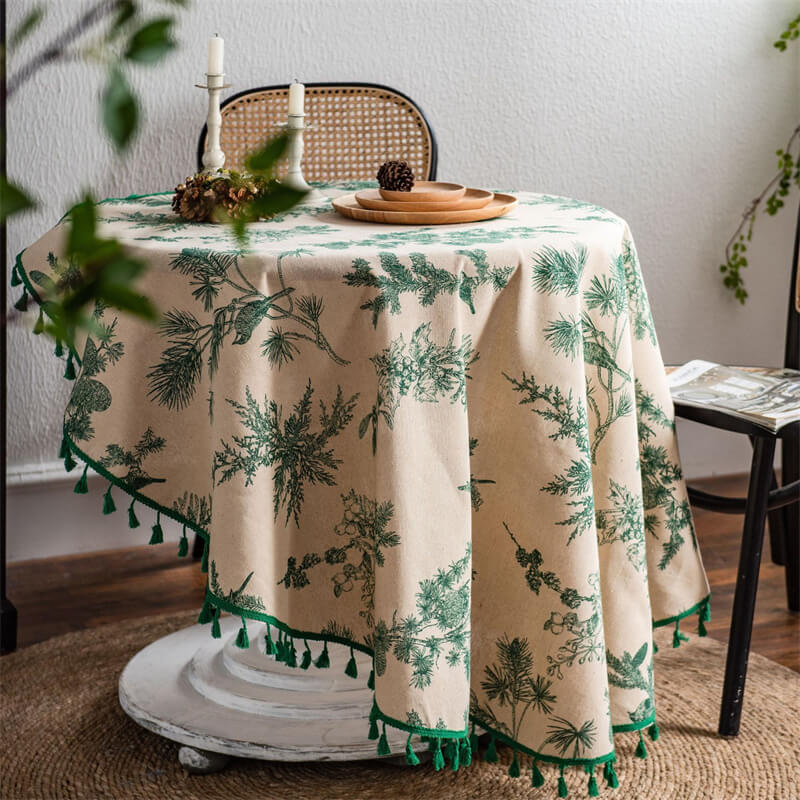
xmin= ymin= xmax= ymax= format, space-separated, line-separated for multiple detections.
xmin=15 ymin=183 xmax=709 ymax=789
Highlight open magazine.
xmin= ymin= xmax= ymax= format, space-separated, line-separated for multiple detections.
xmin=667 ymin=360 xmax=800 ymax=432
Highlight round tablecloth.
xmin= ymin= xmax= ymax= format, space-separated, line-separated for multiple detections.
xmin=14 ymin=183 xmax=710 ymax=790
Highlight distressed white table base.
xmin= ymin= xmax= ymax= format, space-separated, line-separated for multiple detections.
xmin=119 ymin=617 xmax=426 ymax=771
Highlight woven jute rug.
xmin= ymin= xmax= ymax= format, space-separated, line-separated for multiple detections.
xmin=1 ymin=612 xmax=798 ymax=800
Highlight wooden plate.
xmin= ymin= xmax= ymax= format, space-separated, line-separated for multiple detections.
xmin=356 ymin=188 xmax=493 ymax=212
xmin=332 ymin=193 xmax=518 ymax=225
xmin=379 ymin=181 xmax=465 ymax=203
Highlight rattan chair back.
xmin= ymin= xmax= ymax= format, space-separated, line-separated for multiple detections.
xmin=197 ymin=82 xmax=437 ymax=183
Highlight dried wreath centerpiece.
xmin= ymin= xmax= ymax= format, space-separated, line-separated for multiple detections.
xmin=172 ymin=170 xmax=272 ymax=222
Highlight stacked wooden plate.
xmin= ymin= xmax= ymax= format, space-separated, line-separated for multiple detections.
xmin=332 ymin=182 xmax=517 ymax=225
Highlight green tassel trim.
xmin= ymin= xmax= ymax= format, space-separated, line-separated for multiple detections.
xmin=469 ymin=723 xmax=478 ymax=755
xmin=344 ymin=646 xmax=358 ymax=679
xmin=264 ymin=625 xmax=274 ymax=655
xmin=128 ymin=500 xmax=140 ymax=529
xmin=200 ymin=539 xmax=209 ymax=573
xmin=531 ymin=760 xmax=545 ymax=788
xmin=635 ymin=731 xmax=647 ymax=759
xmin=197 ymin=599 xmax=214 ymax=625
xmin=450 ymin=738 xmax=460 ymax=772
xmin=376 ymin=723 xmax=391 ymax=757
xmin=64 ymin=353 xmax=76 ymax=380
xmin=102 ymin=484 xmax=116 ymax=515
xmin=149 ymin=513 xmax=164 ymax=545
xmin=558 ymin=766 xmax=568 ymax=798
xmin=673 ymin=620 xmax=689 ymax=648
xmin=54 ymin=339 xmax=64 ymax=358
xmin=485 ymin=735 xmax=498 ymax=763
xmin=59 ymin=437 xmax=69 ymax=460
xmin=14 ymin=289 xmax=28 ymax=312
xmin=64 ymin=447 xmax=77 ymax=473
xmin=10 ymin=262 xmax=22 ymax=286
xmin=177 ymin=526 xmax=189 ymax=557
xmin=605 ymin=760 xmax=619 ymax=788
xmin=698 ymin=616 xmax=708 ymax=637
xmin=649 ymin=722 xmax=660 ymax=741
xmin=508 ymin=749 xmax=520 ymax=778
xmin=285 ymin=638 xmax=297 ymax=668
xmin=653 ymin=640 xmax=659 ymax=654
xmin=459 ymin=737 xmax=471 ymax=768
xmin=33 ymin=308 xmax=44 ymax=334
xmin=274 ymin=632 xmax=286 ymax=662
xmin=211 ymin=608 xmax=221 ymax=639
xmin=367 ymin=668 xmax=375 ymax=690
xmin=368 ymin=716 xmax=380 ymax=740
xmin=235 ymin=618 xmax=249 ymax=649
xmin=432 ymin=738 xmax=445 ymax=771
xmin=405 ymin=733 xmax=420 ymax=765
xmin=587 ymin=765 xmax=599 ymax=797
xmin=73 ymin=464 xmax=89 ymax=494
xmin=315 ymin=641 xmax=330 ymax=669
xmin=698 ymin=601 xmax=709 ymax=636
xmin=300 ymin=640 xmax=312 ymax=669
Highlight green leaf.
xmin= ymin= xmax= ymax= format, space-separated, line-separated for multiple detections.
xmin=9 ymin=6 xmax=44 ymax=50
xmin=66 ymin=197 xmax=98 ymax=256
xmin=0 ymin=176 xmax=35 ymax=221
xmin=125 ymin=17 xmax=176 ymax=64
xmin=246 ymin=133 xmax=290 ymax=173
xmin=102 ymin=67 xmax=138 ymax=150
xmin=110 ymin=0 xmax=137 ymax=34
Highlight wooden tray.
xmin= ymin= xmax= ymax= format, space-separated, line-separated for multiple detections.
xmin=355 ymin=188 xmax=492 ymax=212
xmin=379 ymin=181 xmax=465 ymax=203
xmin=332 ymin=193 xmax=518 ymax=225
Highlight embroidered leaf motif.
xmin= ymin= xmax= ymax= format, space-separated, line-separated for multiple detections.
xmin=595 ymin=479 xmax=647 ymax=572
xmin=606 ymin=642 xmax=655 ymax=724
xmin=531 ymin=245 xmax=587 ymax=296
xmin=212 ymin=381 xmax=358 ymax=527
xmin=98 ymin=427 xmax=166 ymax=489
xmin=172 ymin=491 xmax=212 ymax=528
xmin=209 ymin=560 xmax=266 ymax=612
xmin=542 ymin=716 xmax=597 ymax=758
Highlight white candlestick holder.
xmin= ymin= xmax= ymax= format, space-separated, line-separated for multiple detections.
xmin=196 ymin=73 xmax=232 ymax=175
xmin=279 ymin=114 xmax=321 ymax=200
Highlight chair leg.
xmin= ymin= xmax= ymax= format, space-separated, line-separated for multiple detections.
xmin=781 ymin=430 xmax=799 ymax=612
xmin=767 ymin=471 xmax=786 ymax=565
xmin=191 ymin=533 xmax=205 ymax=561
xmin=719 ymin=436 xmax=776 ymax=737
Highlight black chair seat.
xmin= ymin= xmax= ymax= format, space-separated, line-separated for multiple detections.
xmin=674 ymin=401 xmax=800 ymax=439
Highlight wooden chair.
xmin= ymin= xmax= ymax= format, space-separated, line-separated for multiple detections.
xmin=672 ymin=201 xmax=800 ymax=738
xmin=197 ymin=81 xmax=438 ymax=181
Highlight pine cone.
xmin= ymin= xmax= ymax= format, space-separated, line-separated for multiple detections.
xmin=173 ymin=172 xmax=272 ymax=222
xmin=377 ymin=160 xmax=415 ymax=192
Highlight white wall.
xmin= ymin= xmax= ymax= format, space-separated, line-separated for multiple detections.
xmin=6 ymin=0 xmax=799 ymax=560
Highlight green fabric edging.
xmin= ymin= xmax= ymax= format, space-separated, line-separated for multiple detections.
xmin=652 ymin=594 xmax=711 ymax=629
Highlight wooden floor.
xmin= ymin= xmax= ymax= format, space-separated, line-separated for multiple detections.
xmin=4 ymin=474 xmax=799 ymax=671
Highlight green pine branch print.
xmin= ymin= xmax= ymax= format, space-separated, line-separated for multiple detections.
xmin=361 ymin=323 xmax=477 ymax=454
xmin=622 ymin=239 xmax=657 ymax=346
xmin=531 ymin=245 xmax=587 ymax=296
xmin=172 ymin=491 xmax=212 ymax=528
xmin=542 ymin=716 xmax=597 ymax=759
xmin=148 ymin=249 xmax=348 ymax=410
xmin=470 ymin=635 xmax=558 ymax=741
xmin=595 ymin=479 xmax=647 ymax=573
xmin=277 ymin=490 xmax=400 ymax=628
xmin=505 ymin=372 xmax=595 ymax=543
xmin=209 ymin=560 xmax=266 ymax=613
xmin=606 ymin=642 xmax=655 ymax=724
xmin=635 ymin=380 xmax=696 ymax=569
xmin=457 ymin=438 xmax=496 ymax=511
xmin=63 ymin=303 xmax=124 ymax=442
xmin=212 ymin=381 xmax=358 ymax=527
xmin=98 ymin=427 xmax=166 ymax=489
xmin=342 ymin=249 xmax=512 ymax=327
xmin=372 ymin=545 xmax=471 ymax=689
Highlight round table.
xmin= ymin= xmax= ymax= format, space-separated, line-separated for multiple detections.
xmin=15 ymin=183 xmax=710 ymax=790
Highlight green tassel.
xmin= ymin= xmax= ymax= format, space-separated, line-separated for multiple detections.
xmin=235 ymin=618 xmax=249 ymax=649
xmin=508 ymin=749 xmax=519 ymax=778
xmin=33 ymin=307 xmax=44 ymax=334
xmin=469 ymin=723 xmax=479 ymax=755
xmin=405 ymin=733 xmax=420 ymax=765
xmin=64 ymin=353 xmax=76 ymax=380
xmin=367 ymin=668 xmax=375 ymax=690
xmin=315 ymin=641 xmax=330 ymax=668
xmin=10 ymin=262 xmax=22 ymax=286
xmin=211 ymin=608 xmax=221 ymax=639
xmin=649 ymin=722 xmax=660 ymax=741
xmin=64 ymin=448 xmax=77 ymax=473
xmin=149 ymin=513 xmax=164 ymax=545
xmin=102 ymin=484 xmax=116 ymax=514
xmin=274 ymin=632 xmax=286 ymax=662
xmin=14 ymin=289 xmax=28 ymax=312
xmin=197 ymin=599 xmax=213 ymax=625
xmin=368 ymin=717 xmax=380 ymax=740
xmin=59 ymin=437 xmax=69 ymax=460
xmin=673 ymin=620 xmax=689 ymax=648
xmin=450 ymin=738 xmax=460 ymax=772
xmin=200 ymin=539 xmax=209 ymax=573
xmin=300 ymin=640 xmax=312 ymax=669
xmin=74 ymin=464 xmax=89 ymax=494
xmin=653 ymin=640 xmax=659 ymax=654
xmin=265 ymin=625 xmax=274 ymax=655
xmin=344 ymin=647 xmax=358 ymax=678
xmin=432 ymin=739 xmax=445 ymax=771
xmin=701 ymin=600 xmax=711 ymax=622
xmin=587 ymin=766 xmax=599 ymax=797
xmin=459 ymin=737 xmax=471 ymax=768
xmin=376 ymin=723 xmax=391 ymax=756
xmin=531 ymin=761 xmax=545 ymax=788
xmin=128 ymin=500 xmax=140 ymax=529
xmin=54 ymin=339 xmax=64 ymax=358
xmin=285 ymin=638 xmax=297 ymax=667
xmin=635 ymin=731 xmax=647 ymax=759
xmin=606 ymin=761 xmax=619 ymax=788
xmin=177 ymin=526 xmax=189 ymax=557
xmin=485 ymin=735 xmax=498 ymax=763
xmin=558 ymin=767 xmax=568 ymax=798
xmin=444 ymin=738 xmax=456 ymax=763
